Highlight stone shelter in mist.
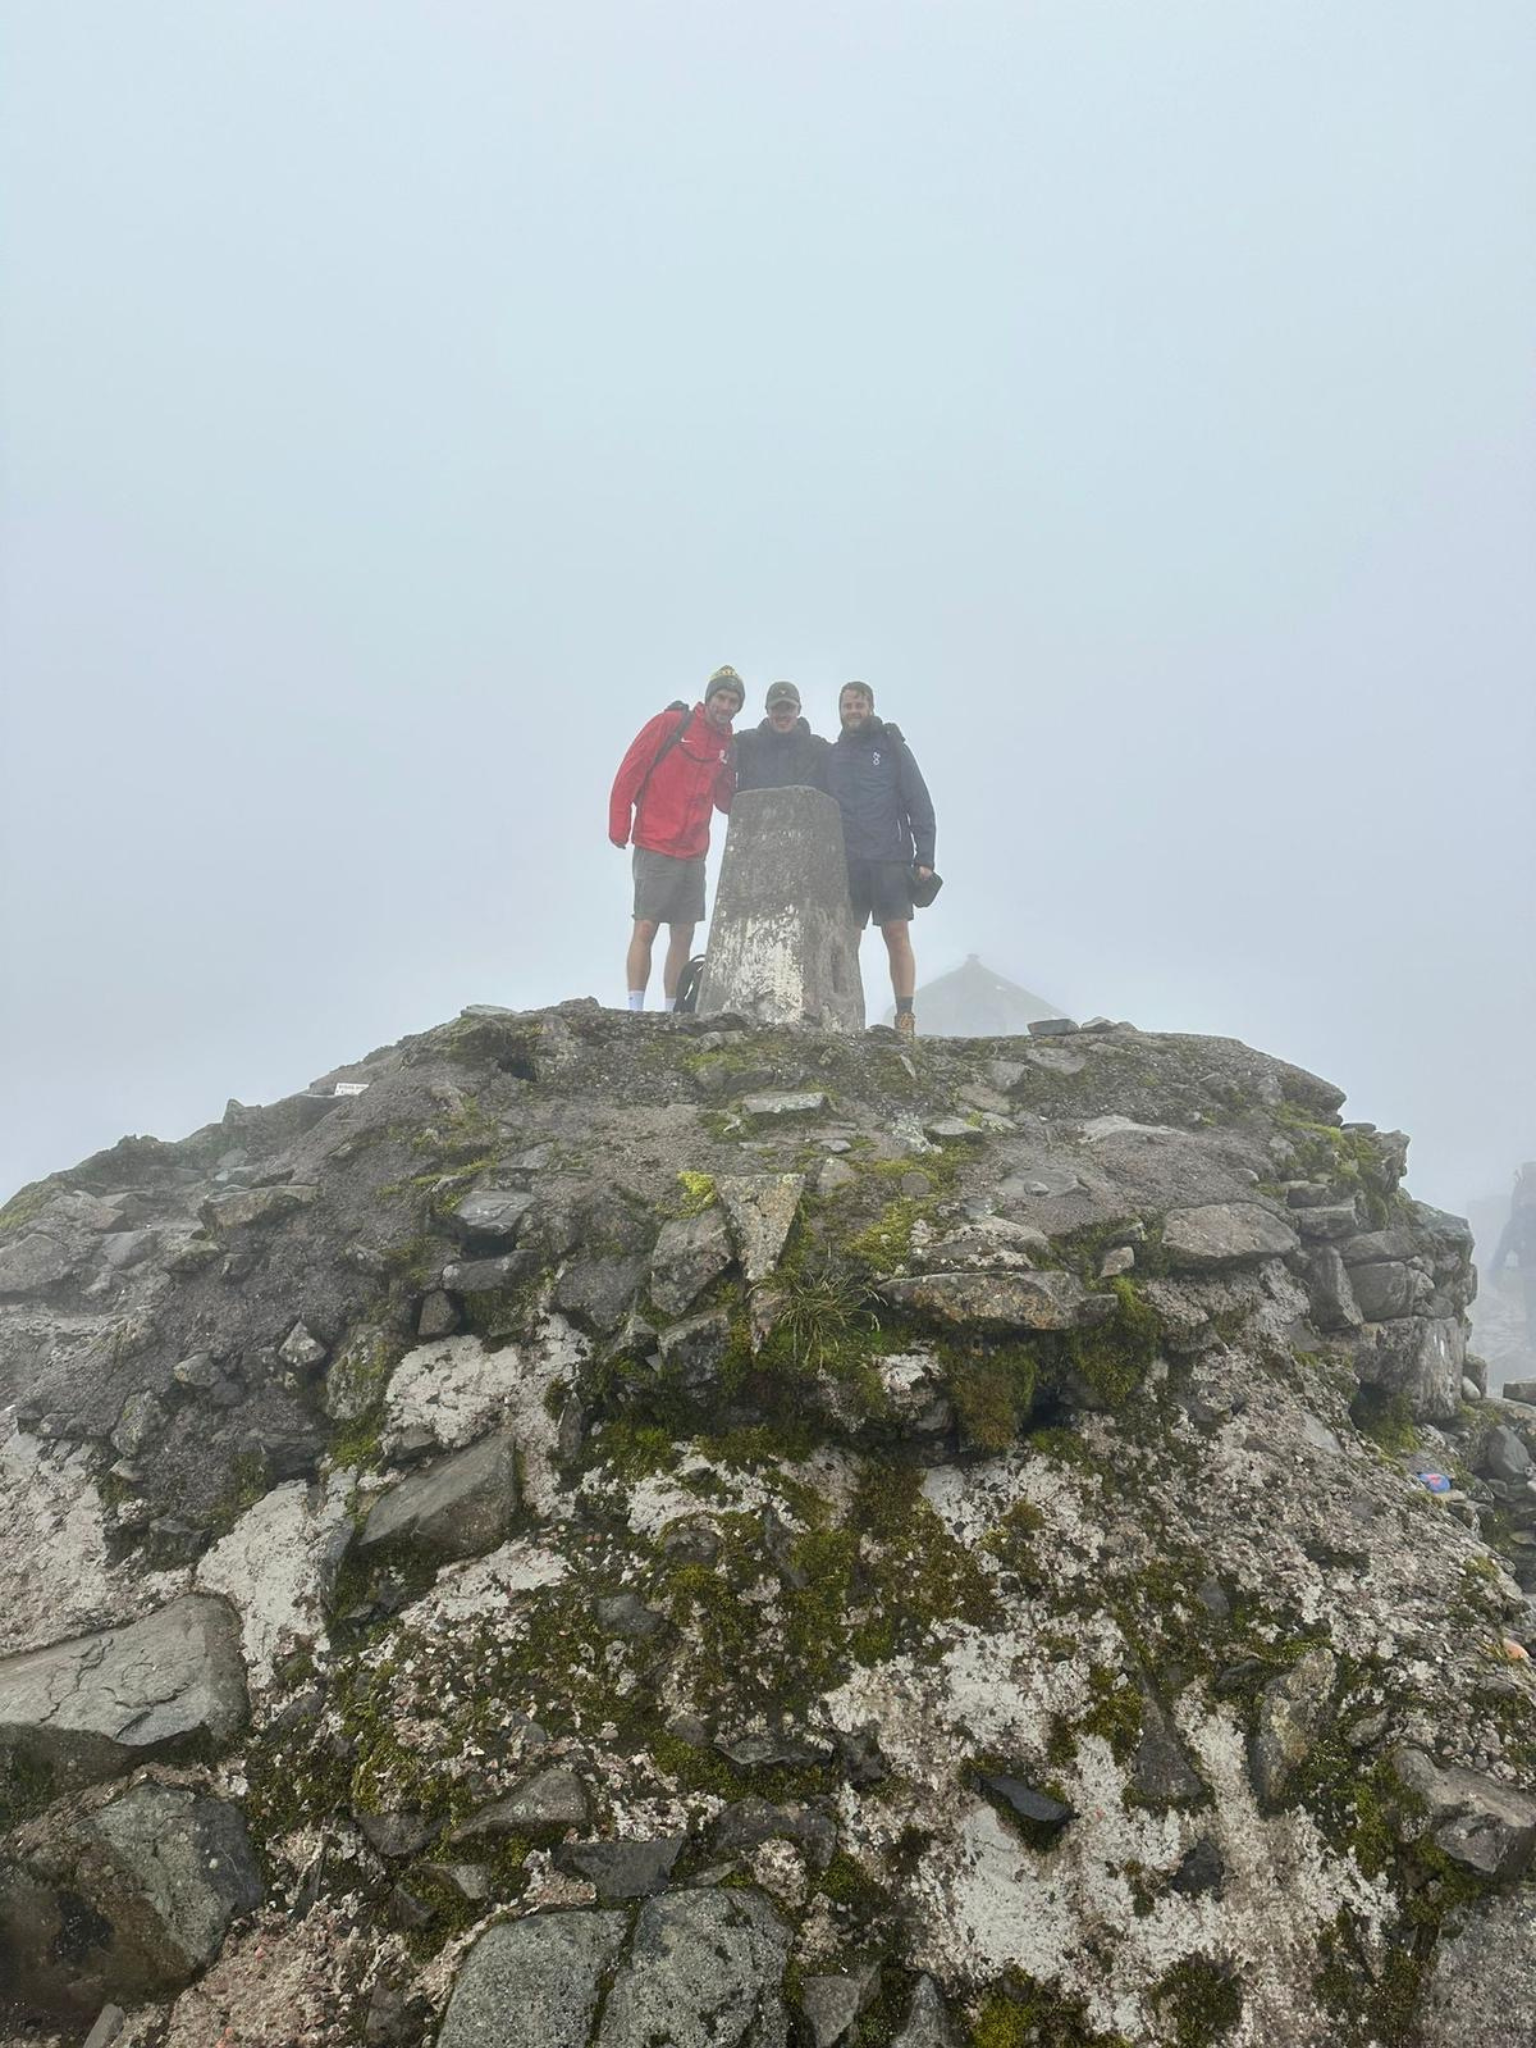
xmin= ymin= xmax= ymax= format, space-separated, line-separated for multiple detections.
xmin=884 ymin=953 xmax=1062 ymax=1035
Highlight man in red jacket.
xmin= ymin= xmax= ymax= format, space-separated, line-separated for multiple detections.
xmin=609 ymin=666 xmax=742 ymax=1010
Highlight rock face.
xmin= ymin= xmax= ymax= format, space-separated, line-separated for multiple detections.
xmin=0 ymin=1595 xmax=248 ymax=1790
xmin=696 ymin=787 xmax=865 ymax=1030
xmin=1 ymin=1000 xmax=1531 ymax=2047
xmin=598 ymin=1890 xmax=792 ymax=2046
xmin=438 ymin=1910 xmax=628 ymax=2048
xmin=355 ymin=1431 xmax=517 ymax=1560
xmin=0 ymin=1783 xmax=261 ymax=2016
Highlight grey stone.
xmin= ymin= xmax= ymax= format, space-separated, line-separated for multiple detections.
xmin=739 ymin=1090 xmax=832 ymax=1119
xmin=1462 ymin=1375 xmax=1483 ymax=1404
xmin=385 ymin=1884 xmax=434 ymax=1931
xmin=716 ymin=1174 xmax=805 ymax=1282
xmin=1350 ymin=1260 xmax=1431 ymax=1321
xmin=438 ymin=1910 xmax=629 ymax=2048
xmin=1099 ymin=1244 xmax=1136 ymax=1279
xmin=1483 ymin=1425 xmax=1533 ymax=1483
xmin=696 ymin=787 xmax=865 ymax=1031
xmin=355 ymin=1808 xmax=442 ymax=1858
xmin=1504 ymin=1379 xmax=1536 ymax=1406
xmin=1352 ymin=1315 xmax=1465 ymax=1422
xmin=1305 ymin=1245 xmax=1362 ymax=1331
xmin=880 ymin=1269 xmax=1111 ymax=1334
xmin=0 ymin=1784 xmax=262 ymax=2017
xmin=365 ymin=1981 xmax=430 ymax=2045
xmin=199 ymin=1183 xmax=318 ymax=1230
xmin=435 ymin=1864 xmax=491 ymax=1906
xmin=597 ymin=1591 xmax=665 ymax=1639
xmin=893 ymin=1975 xmax=961 ymax=2047
xmin=1028 ymin=1017 xmax=1079 ymax=1036
xmin=1298 ymin=1412 xmax=1344 ymax=1457
xmin=1250 ymin=1648 xmax=1336 ymax=1804
xmin=111 ymin=1387 xmax=166 ymax=1459
xmin=0 ymin=1229 xmax=88 ymax=1294
xmin=1170 ymin=1838 xmax=1225 ymax=1897
xmin=1293 ymin=1204 xmax=1361 ymax=1241
xmin=324 ymin=1323 xmax=396 ymax=1422
xmin=1393 ymin=1748 xmax=1536 ymax=1879
xmin=1162 ymin=1203 xmax=1300 ymax=1268
xmin=800 ymin=1969 xmax=878 ymax=2047
xmin=711 ymin=1797 xmax=839 ymax=1872
xmin=278 ymin=1320 xmax=329 ymax=1371
xmin=716 ymin=1728 xmax=834 ymax=1769
xmin=358 ymin=1431 xmax=517 ymax=1560
xmin=554 ymin=1254 xmax=647 ymax=1334
xmin=1337 ymin=1227 xmax=1420 ymax=1267
xmin=658 ymin=1307 xmax=732 ymax=1388
xmin=417 ymin=1289 xmax=460 ymax=1338
xmin=1131 ymin=1693 xmax=1207 ymax=1808
xmin=1195 ymin=1578 xmax=1231 ymax=1620
xmin=817 ymin=1157 xmax=858 ymax=1194
xmin=977 ymin=1772 xmax=1074 ymax=1837
xmin=924 ymin=1117 xmax=985 ymax=1143
xmin=172 ymin=1349 xmax=222 ymax=1389
xmin=440 ymin=1250 xmax=542 ymax=1295
xmin=597 ymin=1887 xmax=792 ymax=2046
xmin=88 ymin=1780 xmax=261 ymax=1960
xmin=0 ymin=1594 xmax=248 ymax=1788
xmin=1414 ymin=1885 xmax=1536 ymax=2048
xmin=451 ymin=1766 xmax=589 ymax=1838
xmin=451 ymin=1187 xmax=535 ymax=1246
xmin=555 ymin=1835 xmax=685 ymax=1898
xmin=871 ymin=1352 xmax=955 ymax=1439
xmin=650 ymin=1206 xmax=734 ymax=1315
xmin=83 ymin=2009 xmax=127 ymax=2048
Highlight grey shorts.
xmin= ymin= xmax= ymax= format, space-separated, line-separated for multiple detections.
xmin=632 ymin=847 xmax=706 ymax=927
xmin=846 ymin=858 xmax=914 ymax=929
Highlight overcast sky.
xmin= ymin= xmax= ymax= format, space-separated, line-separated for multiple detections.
xmin=2 ymin=1 xmax=1532 ymax=1228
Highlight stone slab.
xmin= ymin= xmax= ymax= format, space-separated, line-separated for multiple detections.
xmin=697 ymin=788 xmax=864 ymax=1031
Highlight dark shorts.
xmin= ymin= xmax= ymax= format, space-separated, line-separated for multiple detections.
xmin=632 ymin=847 xmax=705 ymax=926
xmin=846 ymin=858 xmax=914 ymax=929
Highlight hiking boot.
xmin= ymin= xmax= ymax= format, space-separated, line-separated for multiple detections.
xmin=895 ymin=1010 xmax=917 ymax=1041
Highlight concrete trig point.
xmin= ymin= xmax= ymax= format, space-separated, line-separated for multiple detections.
xmin=696 ymin=787 xmax=865 ymax=1030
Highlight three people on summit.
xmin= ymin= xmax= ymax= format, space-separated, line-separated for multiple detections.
xmin=609 ymin=670 xmax=937 ymax=1035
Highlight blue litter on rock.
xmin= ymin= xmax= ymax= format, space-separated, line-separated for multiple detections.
xmin=1414 ymin=1472 xmax=1453 ymax=1494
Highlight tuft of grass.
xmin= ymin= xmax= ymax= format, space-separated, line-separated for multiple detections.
xmin=770 ymin=1260 xmax=878 ymax=1373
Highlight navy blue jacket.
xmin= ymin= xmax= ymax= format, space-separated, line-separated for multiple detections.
xmin=733 ymin=718 xmax=830 ymax=794
xmin=827 ymin=717 xmax=936 ymax=868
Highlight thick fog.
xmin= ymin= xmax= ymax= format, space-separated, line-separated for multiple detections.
xmin=2 ymin=2 xmax=1532 ymax=1228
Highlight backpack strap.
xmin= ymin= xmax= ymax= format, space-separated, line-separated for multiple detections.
xmin=635 ymin=702 xmax=693 ymax=807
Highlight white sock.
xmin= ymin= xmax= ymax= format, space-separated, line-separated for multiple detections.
xmin=627 ymin=991 xmax=645 ymax=1011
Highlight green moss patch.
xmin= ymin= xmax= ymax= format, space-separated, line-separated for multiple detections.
xmin=970 ymin=1975 xmax=1130 ymax=2048
xmin=1150 ymin=1957 xmax=1244 ymax=2046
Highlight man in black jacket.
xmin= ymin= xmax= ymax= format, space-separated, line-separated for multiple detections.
xmin=732 ymin=681 xmax=830 ymax=793
xmin=826 ymin=680 xmax=936 ymax=1039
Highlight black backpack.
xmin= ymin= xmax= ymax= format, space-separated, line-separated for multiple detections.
xmin=674 ymin=955 xmax=707 ymax=1015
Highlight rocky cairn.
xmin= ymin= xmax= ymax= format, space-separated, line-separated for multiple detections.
xmin=2 ymin=1003 xmax=1535 ymax=2047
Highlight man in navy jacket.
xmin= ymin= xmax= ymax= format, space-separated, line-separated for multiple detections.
xmin=825 ymin=680 xmax=937 ymax=1039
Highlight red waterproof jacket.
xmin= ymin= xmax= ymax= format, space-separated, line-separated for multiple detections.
xmin=609 ymin=704 xmax=735 ymax=859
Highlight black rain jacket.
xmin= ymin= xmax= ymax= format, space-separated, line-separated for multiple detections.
xmin=826 ymin=716 xmax=936 ymax=868
xmin=732 ymin=717 xmax=831 ymax=794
